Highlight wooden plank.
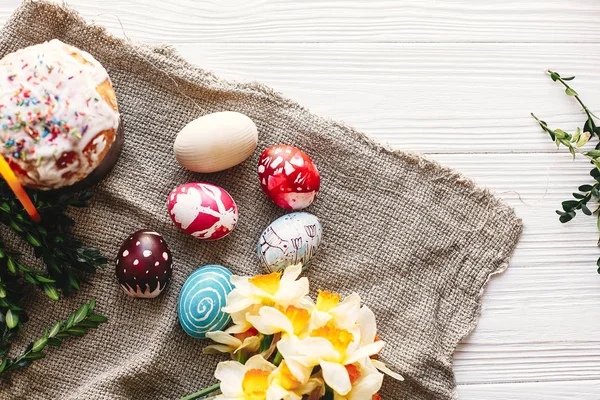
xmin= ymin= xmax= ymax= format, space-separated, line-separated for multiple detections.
xmin=432 ymin=152 xmax=600 ymax=384
xmin=0 ymin=0 xmax=598 ymax=44
xmin=173 ymin=43 xmax=600 ymax=154
xmin=458 ymin=380 xmax=600 ymax=399
xmin=2 ymin=8 xmax=599 ymax=153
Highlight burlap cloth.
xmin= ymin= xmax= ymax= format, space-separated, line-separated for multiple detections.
xmin=0 ymin=2 xmax=522 ymax=399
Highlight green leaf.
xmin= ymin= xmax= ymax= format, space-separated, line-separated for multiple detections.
xmin=550 ymin=71 xmax=560 ymax=81
xmin=31 ymin=337 xmax=47 ymax=353
xmin=43 ymin=284 xmax=59 ymax=301
xmin=46 ymin=338 xmax=61 ymax=347
xmin=586 ymin=150 xmax=600 ymax=158
xmin=577 ymin=131 xmax=591 ymax=147
xmin=579 ymin=184 xmax=593 ymax=192
xmin=572 ymin=129 xmax=581 ymax=143
xmin=582 ymin=204 xmax=592 ymax=215
xmin=0 ymin=286 xmax=6 ymax=299
xmin=593 ymin=187 xmax=600 ymax=198
xmin=6 ymin=309 xmax=18 ymax=329
xmin=35 ymin=275 xmax=55 ymax=283
xmin=560 ymin=212 xmax=576 ymax=223
xmin=87 ymin=299 xmax=96 ymax=314
xmin=87 ymin=315 xmax=108 ymax=323
xmin=554 ymin=129 xmax=568 ymax=139
xmin=566 ymin=87 xmax=578 ymax=96
xmin=48 ymin=321 xmax=62 ymax=338
xmin=6 ymin=258 xmax=17 ymax=274
xmin=562 ymin=200 xmax=579 ymax=211
xmin=0 ymin=359 xmax=7 ymax=373
xmin=23 ymin=272 xmax=37 ymax=285
xmin=66 ymin=327 xmax=87 ymax=336
xmin=73 ymin=304 xmax=89 ymax=325
xmin=24 ymin=352 xmax=46 ymax=361
xmin=25 ymin=233 xmax=41 ymax=247
xmin=562 ymin=76 xmax=576 ymax=81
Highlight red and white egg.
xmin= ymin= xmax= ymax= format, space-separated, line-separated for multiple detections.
xmin=258 ymin=144 xmax=320 ymax=210
xmin=116 ymin=230 xmax=173 ymax=299
xmin=168 ymin=182 xmax=238 ymax=240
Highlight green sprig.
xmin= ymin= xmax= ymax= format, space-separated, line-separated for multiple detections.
xmin=0 ymin=298 xmax=107 ymax=376
xmin=0 ymin=185 xmax=107 ymax=298
xmin=532 ymin=70 xmax=600 ymax=272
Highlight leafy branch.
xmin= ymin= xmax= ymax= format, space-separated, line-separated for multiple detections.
xmin=0 ymin=185 xmax=107 ymax=298
xmin=532 ymin=70 xmax=600 ymax=272
xmin=0 ymin=298 xmax=107 ymax=376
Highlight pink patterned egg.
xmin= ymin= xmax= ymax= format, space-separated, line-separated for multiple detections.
xmin=257 ymin=144 xmax=320 ymax=210
xmin=168 ymin=182 xmax=238 ymax=240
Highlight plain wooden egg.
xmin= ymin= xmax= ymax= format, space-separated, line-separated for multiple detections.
xmin=174 ymin=111 xmax=258 ymax=173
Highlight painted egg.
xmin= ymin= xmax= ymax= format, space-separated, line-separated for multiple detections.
xmin=257 ymin=144 xmax=320 ymax=210
xmin=174 ymin=111 xmax=258 ymax=173
xmin=168 ymin=182 xmax=238 ymax=240
xmin=116 ymin=230 xmax=173 ymax=299
xmin=178 ymin=265 xmax=233 ymax=339
xmin=257 ymin=212 xmax=323 ymax=273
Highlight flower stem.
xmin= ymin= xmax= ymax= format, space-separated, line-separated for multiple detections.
xmin=178 ymin=383 xmax=221 ymax=400
xmin=273 ymin=351 xmax=283 ymax=366
xmin=547 ymin=69 xmax=595 ymax=122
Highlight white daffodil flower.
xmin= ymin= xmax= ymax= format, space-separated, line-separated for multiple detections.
xmin=203 ymin=328 xmax=261 ymax=359
xmin=357 ymin=305 xmax=404 ymax=382
xmin=277 ymin=322 xmax=385 ymax=396
xmin=333 ymin=360 xmax=384 ymax=400
xmin=266 ymin=360 xmax=323 ymax=400
xmin=214 ymin=355 xmax=276 ymax=400
xmin=246 ymin=305 xmax=312 ymax=338
xmin=222 ymin=264 xmax=309 ymax=323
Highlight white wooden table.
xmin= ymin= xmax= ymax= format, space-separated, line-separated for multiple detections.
xmin=3 ymin=1 xmax=600 ymax=398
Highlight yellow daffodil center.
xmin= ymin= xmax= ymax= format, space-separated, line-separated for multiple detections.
xmin=249 ymin=272 xmax=282 ymax=295
xmin=277 ymin=361 xmax=302 ymax=390
xmin=282 ymin=305 xmax=310 ymax=335
xmin=311 ymin=322 xmax=354 ymax=355
xmin=316 ymin=290 xmax=341 ymax=312
xmin=241 ymin=369 xmax=270 ymax=400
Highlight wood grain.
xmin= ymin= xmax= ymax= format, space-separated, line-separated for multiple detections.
xmin=1 ymin=0 xmax=598 ymax=44
xmin=171 ymin=43 xmax=600 ymax=154
xmin=2 ymin=1 xmax=600 ymax=397
xmin=458 ymin=380 xmax=600 ymax=399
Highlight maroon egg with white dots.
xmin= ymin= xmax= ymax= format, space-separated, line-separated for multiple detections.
xmin=115 ymin=230 xmax=173 ymax=299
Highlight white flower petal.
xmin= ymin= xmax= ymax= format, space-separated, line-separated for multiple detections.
xmin=330 ymin=293 xmax=361 ymax=328
xmin=223 ymin=290 xmax=259 ymax=313
xmin=280 ymin=263 xmax=303 ymax=284
xmin=295 ymin=337 xmax=338 ymax=361
xmin=320 ymin=360 xmax=352 ymax=395
xmin=235 ymin=336 xmax=262 ymax=354
xmin=247 ymin=307 xmax=294 ymax=335
xmin=357 ymin=305 xmax=377 ymax=345
xmin=214 ymin=361 xmax=245 ymax=396
xmin=309 ymin=310 xmax=332 ymax=331
xmin=206 ymin=331 xmax=242 ymax=347
xmin=372 ymin=359 xmax=404 ymax=381
xmin=245 ymin=354 xmax=277 ymax=372
xmin=276 ymin=277 xmax=310 ymax=307
xmin=345 ymin=341 xmax=385 ymax=365
xmin=348 ymin=369 xmax=383 ymax=400
xmin=203 ymin=344 xmax=235 ymax=355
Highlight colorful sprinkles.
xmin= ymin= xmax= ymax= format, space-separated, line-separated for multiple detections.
xmin=0 ymin=40 xmax=120 ymax=188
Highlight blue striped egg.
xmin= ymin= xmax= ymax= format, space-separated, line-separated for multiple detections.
xmin=177 ymin=265 xmax=233 ymax=339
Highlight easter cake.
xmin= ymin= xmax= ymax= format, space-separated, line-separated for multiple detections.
xmin=0 ymin=39 xmax=121 ymax=190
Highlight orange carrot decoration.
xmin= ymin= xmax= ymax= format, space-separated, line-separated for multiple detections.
xmin=0 ymin=156 xmax=40 ymax=222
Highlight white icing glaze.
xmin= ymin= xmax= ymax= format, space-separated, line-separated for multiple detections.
xmin=0 ymin=40 xmax=119 ymax=189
